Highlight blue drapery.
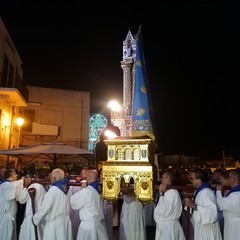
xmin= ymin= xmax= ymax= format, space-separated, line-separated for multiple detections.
xmin=131 ymin=36 xmax=155 ymax=140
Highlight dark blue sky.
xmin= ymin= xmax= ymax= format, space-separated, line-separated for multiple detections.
xmin=1 ymin=2 xmax=239 ymax=159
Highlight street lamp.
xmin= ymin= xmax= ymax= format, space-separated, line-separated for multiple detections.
xmin=107 ymin=100 xmax=121 ymax=127
xmin=95 ymin=101 xmax=121 ymax=166
xmin=16 ymin=117 xmax=24 ymax=148
xmin=104 ymin=129 xmax=118 ymax=139
xmin=107 ymin=100 xmax=121 ymax=113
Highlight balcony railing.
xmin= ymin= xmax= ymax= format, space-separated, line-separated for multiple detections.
xmin=0 ymin=71 xmax=29 ymax=102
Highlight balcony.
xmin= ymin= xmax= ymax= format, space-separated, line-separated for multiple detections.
xmin=0 ymin=72 xmax=29 ymax=106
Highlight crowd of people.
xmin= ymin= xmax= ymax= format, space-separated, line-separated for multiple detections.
xmin=0 ymin=164 xmax=240 ymax=240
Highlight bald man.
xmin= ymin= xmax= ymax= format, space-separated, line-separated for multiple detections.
xmin=70 ymin=169 xmax=109 ymax=240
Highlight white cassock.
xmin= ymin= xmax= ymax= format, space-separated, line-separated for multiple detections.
xmin=102 ymin=199 xmax=113 ymax=240
xmin=33 ymin=186 xmax=73 ymax=240
xmin=18 ymin=183 xmax=46 ymax=240
xmin=154 ymin=189 xmax=185 ymax=240
xmin=191 ymin=188 xmax=222 ymax=240
xmin=0 ymin=179 xmax=24 ymax=240
xmin=119 ymin=195 xmax=146 ymax=240
xmin=70 ymin=185 xmax=109 ymax=240
xmin=69 ymin=183 xmax=82 ymax=240
xmin=216 ymin=190 xmax=240 ymax=240
xmin=144 ymin=201 xmax=156 ymax=227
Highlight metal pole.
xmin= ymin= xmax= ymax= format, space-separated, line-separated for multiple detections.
xmin=17 ymin=126 xmax=21 ymax=148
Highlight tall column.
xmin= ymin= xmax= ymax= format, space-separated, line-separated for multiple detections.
xmin=121 ymin=60 xmax=133 ymax=116
xmin=110 ymin=30 xmax=136 ymax=137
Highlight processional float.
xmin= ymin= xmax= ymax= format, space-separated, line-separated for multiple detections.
xmin=101 ymin=136 xmax=155 ymax=203
xmin=101 ymin=28 xmax=156 ymax=203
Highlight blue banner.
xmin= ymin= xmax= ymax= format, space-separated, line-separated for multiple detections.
xmin=131 ymin=37 xmax=155 ymax=140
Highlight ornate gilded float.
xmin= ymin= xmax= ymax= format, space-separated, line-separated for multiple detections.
xmin=101 ymin=136 xmax=154 ymax=203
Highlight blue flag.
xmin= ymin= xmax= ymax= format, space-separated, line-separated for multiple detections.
xmin=131 ymin=36 xmax=155 ymax=140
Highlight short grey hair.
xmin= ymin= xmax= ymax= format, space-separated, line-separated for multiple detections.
xmin=51 ymin=168 xmax=65 ymax=181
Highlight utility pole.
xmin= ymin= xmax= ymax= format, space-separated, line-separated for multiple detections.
xmin=222 ymin=150 xmax=226 ymax=168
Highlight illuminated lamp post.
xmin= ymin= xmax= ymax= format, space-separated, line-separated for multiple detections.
xmin=16 ymin=117 xmax=24 ymax=148
xmin=107 ymin=100 xmax=121 ymax=127
xmin=12 ymin=117 xmax=24 ymax=170
xmin=95 ymin=101 xmax=121 ymax=166
xmin=107 ymin=100 xmax=121 ymax=114
xmin=106 ymin=100 xmax=121 ymax=138
xmin=104 ymin=129 xmax=118 ymax=139
xmin=100 ymin=119 xmax=121 ymax=140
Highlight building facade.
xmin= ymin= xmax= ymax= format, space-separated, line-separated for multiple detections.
xmin=0 ymin=17 xmax=28 ymax=164
xmin=21 ymin=86 xmax=90 ymax=149
xmin=0 ymin=17 xmax=91 ymax=166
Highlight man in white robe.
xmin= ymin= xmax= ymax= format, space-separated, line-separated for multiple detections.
xmin=119 ymin=187 xmax=146 ymax=240
xmin=154 ymin=171 xmax=185 ymax=240
xmin=102 ymin=198 xmax=113 ymax=240
xmin=18 ymin=169 xmax=47 ymax=240
xmin=184 ymin=168 xmax=222 ymax=240
xmin=32 ymin=168 xmax=73 ymax=240
xmin=70 ymin=169 xmax=109 ymax=240
xmin=70 ymin=167 xmax=88 ymax=239
xmin=216 ymin=169 xmax=240 ymax=240
xmin=0 ymin=166 xmax=6 ymax=183
xmin=0 ymin=168 xmax=31 ymax=240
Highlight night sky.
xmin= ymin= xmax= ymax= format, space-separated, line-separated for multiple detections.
xmin=1 ymin=2 xmax=239 ymax=159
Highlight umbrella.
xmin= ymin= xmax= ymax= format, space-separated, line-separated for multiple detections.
xmin=0 ymin=142 xmax=95 ymax=167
